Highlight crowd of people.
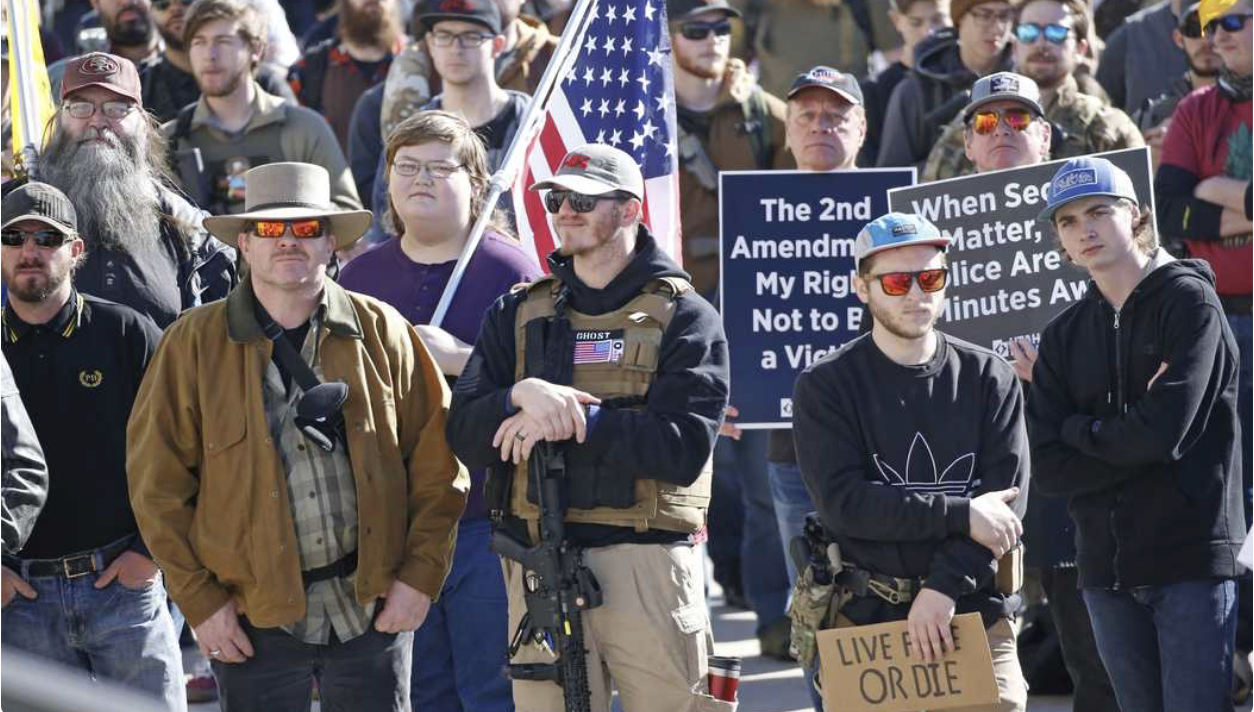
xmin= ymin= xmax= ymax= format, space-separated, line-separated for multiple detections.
xmin=0 ymin=0 xmax=1250 ymax=711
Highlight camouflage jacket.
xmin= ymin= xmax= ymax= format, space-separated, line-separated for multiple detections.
xmin=922 ymin=74 xmax=1145 ymax=182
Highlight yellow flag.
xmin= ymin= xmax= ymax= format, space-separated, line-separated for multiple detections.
xmin=5 ymin=0 xmax=56 ymax=179
xmin=1199 ymin=0 xmax=1241 ymax=33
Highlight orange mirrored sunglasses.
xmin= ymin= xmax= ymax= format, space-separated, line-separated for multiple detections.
xmin=249 ymin=219 xmax=327 ymax=239
xmin=871 ymin=268 xmax=949 ymax=296
xmin=970 ymin=108 xmax=1034 ymax=135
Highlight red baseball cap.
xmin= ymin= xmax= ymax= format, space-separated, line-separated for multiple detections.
xmin=60 ymin=52 xmax=143 ymax=104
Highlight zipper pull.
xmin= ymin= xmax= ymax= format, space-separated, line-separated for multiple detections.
xmin=1113 ymin=310 xmax=1121 ymax=329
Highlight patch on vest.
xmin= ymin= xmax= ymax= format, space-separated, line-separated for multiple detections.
xmin=573 ymin=329 xmax=625 ymax=364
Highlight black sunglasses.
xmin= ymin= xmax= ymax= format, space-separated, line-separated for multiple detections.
xmin=1 ymin=229 xmax=76 ymax=248
xmin=679 ymin=20 xmax=732 ymax=40
xmin=1205 ymin=13 xmax=1251 ymax=35
xmin=543 ymin=190 xmax=629 ymax=214
xmin=1180 ymin=14 xmax=1204 ymax=38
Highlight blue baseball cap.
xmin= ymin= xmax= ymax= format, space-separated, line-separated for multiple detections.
xmin=1038 ymin=156 xmax=1139 ymax=223
xmin=853 ymin=212 xmax=952 ymax=268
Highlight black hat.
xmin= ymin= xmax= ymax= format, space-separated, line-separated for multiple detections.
xmin=787 ymin=65 xmax=864 ymax=105
xmin=667 ymin=0 xmax=742 ymax=21
xmin=1 ymin=182 xmax=78 ymax=236
xmin=418 ymin=0 xmax=503 ymax=35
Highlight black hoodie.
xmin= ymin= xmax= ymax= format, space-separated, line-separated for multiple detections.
xmin=446 ymin=225 xmax=730 ymax=547
xmin=875 ymin=28 xmax=1013 ymax=169
xmin=1027 ymin=256 xmax=1246 ymax=589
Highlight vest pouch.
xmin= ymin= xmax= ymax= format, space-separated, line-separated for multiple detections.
xmin=620 ymin=321 xmax=663 ymax=372
xmin=485 ymin=465 xmax=513 ymax=514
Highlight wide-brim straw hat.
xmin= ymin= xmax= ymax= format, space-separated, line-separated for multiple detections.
xmin=202 ymin=162 xmax=372 ymax=250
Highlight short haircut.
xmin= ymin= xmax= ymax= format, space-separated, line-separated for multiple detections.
xmin=382 ymin=110 xmax=513 ymax=238
xmin=182 ymin=0 xmax=269 ymax=59
xmin=1013 ymin=0 xmax=1092 ymax=46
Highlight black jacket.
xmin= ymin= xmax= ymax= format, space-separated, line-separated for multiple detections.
xmin=792 ymin=332 xmax=1030 ymax=626
xmin=1028 ymin=255 xmax=1245 ymax=589
xmin=445 ymin=226 xmax=730 ymax=544
xmin=1 ymin=352 xmax=47 ymax=555
xmin=875 ymin=28 xmax=1012 ymax=168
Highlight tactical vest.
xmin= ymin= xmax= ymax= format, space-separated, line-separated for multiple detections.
xmin=508 ymin=275 xmax=713 ymax=534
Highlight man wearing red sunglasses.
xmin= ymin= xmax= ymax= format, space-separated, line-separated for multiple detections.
xmin=128 ymin=161 xmax=469 ymax=712
xmin=793 ymin=211 xmax=1031 ymax=711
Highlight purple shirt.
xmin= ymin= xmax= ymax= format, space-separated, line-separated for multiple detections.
xmin=339 ymin=230 xmax=542 ymax=521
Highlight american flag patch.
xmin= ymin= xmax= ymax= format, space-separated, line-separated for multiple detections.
xmin=573 ymin=338 xmax=624 ymax=364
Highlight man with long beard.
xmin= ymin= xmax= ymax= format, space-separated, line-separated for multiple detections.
xmin=138 ymin=0 xmax=294 ymax=122
xmin=11 ymin=51 xmax=238 ymax=329
xmin=163 ymin=0 xmax=360 ymax=220
xmin=288 ymin=0 xmax=406 ymax=153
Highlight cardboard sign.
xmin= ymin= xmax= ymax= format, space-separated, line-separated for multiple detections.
xmin=817 ymin=613 xmax=998 ymax=712
xmin=886 ymin=148 xmax=1156 ymax=358
xmin=718 ymin=168 xmax=916 ymax=428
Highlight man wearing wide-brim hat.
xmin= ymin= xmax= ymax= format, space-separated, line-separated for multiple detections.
xmin=127 ymin=162 xmax=469 ymax=712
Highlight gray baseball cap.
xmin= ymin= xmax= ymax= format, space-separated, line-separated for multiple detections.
xmin=528 ymin=144 xmax=645 ymax=200
xmin=787 ymin=65 xmax=864 ymax=105
xmin=1 ymin=182 xmax=78 ymax=235
xmin=962 ymin=72 xmax=1045 ymax=122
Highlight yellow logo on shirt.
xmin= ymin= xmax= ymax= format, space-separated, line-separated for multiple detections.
xmin=79 ymin=370 xmax=104 ymax=388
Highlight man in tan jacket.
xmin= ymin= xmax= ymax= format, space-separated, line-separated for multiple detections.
xmin=127 ymin=162 xmax=468 ymax=712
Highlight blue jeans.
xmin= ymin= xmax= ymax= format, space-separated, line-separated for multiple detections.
xmin=1083 ymin=579 xmax=1237 ymax=712
xmin=1 ymin=563 xmax=185 ymax=711
xmin=768 ymin=461 xmax=825 ymax=711
xmin=412 ymin=518 xmax=512 ymax=712
xmin=767 ymin=461 xmax=816 ymax=587
xmin=713 ymin=430 xmax=789 ymax=630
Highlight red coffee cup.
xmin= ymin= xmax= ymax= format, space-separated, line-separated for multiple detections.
xmin=708 ymin=655 xmax=742 ymax=702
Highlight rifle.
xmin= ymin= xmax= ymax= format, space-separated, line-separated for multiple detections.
xmin=491 ymin=442 xmax=603 ymax=712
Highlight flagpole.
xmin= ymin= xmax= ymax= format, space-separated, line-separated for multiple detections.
xmin=429 ymin=0 xmax=600 ymax=328
xmin=7 ymin=0 xmax=50 ymax=177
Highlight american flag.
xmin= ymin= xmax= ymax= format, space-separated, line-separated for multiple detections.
xmin=511 ymin=0 xmax=682 ymax=269
xmin=573 ymin=337 xmax=625 ymax=364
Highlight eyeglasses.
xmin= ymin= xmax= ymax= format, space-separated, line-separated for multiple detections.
xmin=62 ymin=100 xmax=136 ymax=120
xmin=543 ymin=190 xmax=627 ymax=214
xmin=1177 ymin=13 xmax=1204 ymax=37
xmin=150 ymin=0 xmax=191 ymax=10
xmin=429 ymin=30 xmax=495 ymax=48
xmin=249 ymin=219 xmax=327 ymax=239
xmin=391 ymin=160 xmax=463 ymax=179
xmin=869 ymin=268 xmax=949 ymax=296
xmin=1014 ymin=22 xmax=1071 ymax=44
xmin=1205 ymin=13 xmax=1251 ymax=35
xmin=1 ymin=229 xmax=76 ymax=248
xmin=969 ymin=107 xmax=1035 ymax=135
xmin=967 ymin=7 xmax=1016 ymax=25
xmin=678 ymin=20 xmax=733 ymax=40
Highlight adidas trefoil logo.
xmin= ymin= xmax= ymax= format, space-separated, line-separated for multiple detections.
xmin=873 ymin=432 xmax=977 ymax=494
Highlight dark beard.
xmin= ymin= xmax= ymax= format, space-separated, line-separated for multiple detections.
xmin=340 ymin=0 xmax=399 ymax=48
xmin=156 ymin=21 xmax=185 ymax=52
xmin=38 ymin=126 xmax=165 ymax=256
xmin=104 ymin=5 xmax=154 ymax=46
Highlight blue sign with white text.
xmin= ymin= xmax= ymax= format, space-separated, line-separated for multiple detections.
xmin=718 ymin=169 xmax=916 ymax=428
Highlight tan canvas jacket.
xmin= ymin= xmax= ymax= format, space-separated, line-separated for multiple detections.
xmin=127 ymin=277 xmax=469 ymax=628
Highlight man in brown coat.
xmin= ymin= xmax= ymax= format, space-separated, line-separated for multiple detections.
xmin=127 ymin=162 xmax=468 ymax=712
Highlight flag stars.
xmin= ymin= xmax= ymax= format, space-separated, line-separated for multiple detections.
xmin=620 ymin=37 xmax=633 ymax=55
xmin=618 ymin=68 xmax=631 ymax=87
xmin=655 ymin=91 xmax=672 ymax=114
xmin=603 ymin=36 xmax=616 ymax=55
xmin=595 ymin=129 xmax=607 ymax=144
xmin=583 ymin=66 xmax=595 ymax=85
xmin=606 ymin=5 xmax=618 ymax=23
xmin=644 ymin=1 xmax=655 ymax=21
xmin=642 ymin=119 xmax=658 ymax=140
xmin=623 ymin=5 xmax=637 ymax=22
xmin=614 ymin=98 xmax=626 ymax=117
xmin=636 ymin=70 xmax=651 ymax=94
xmin=600 ymin=67 xmax=614 ymax=86
xmin=647 ymin=47 xmax=665 ymax=67
xmin=598 ymin=98 xmax=610 ymax=117
xmin=585 ymin=35 xmax=598 ymax=53
xmin=629 ymin=130 xmax=646 ymax=150
xmin=580 ymin=98 xmax=593 ymax=117
xmin=609 ymin=129 xmax=623 ymax=146
xmin=633 ymin=99 xmax=646 ymax=120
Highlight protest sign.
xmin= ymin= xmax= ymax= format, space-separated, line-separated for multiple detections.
xmin=817 ymin=613 xmax=998 ymax=712
xmin=887 ymin=148 xmax=1155 ymax=357
xmin=719 ymin=169 xmax=915 ymax=428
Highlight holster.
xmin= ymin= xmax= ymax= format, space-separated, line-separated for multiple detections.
xmin=996 ymin=543 xmax=1024 ymax=595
